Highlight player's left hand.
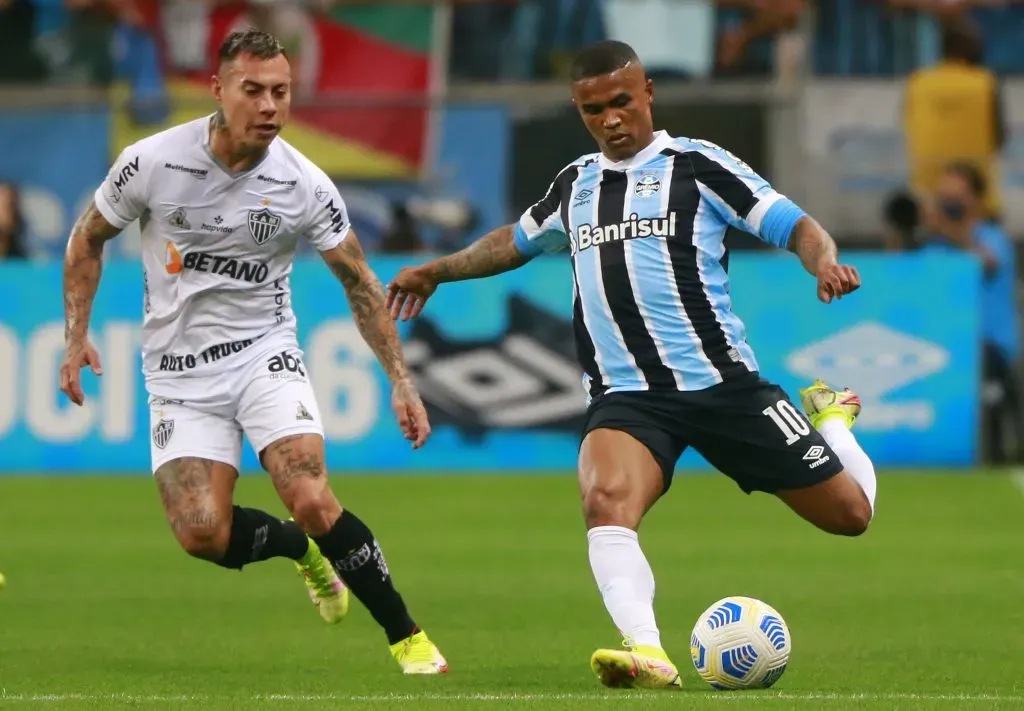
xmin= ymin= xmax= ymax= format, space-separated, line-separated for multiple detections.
xmin=392 ymin=377 xmax=431 ymax=449
xmin=816 ymin=262 xmax=861 ymax=304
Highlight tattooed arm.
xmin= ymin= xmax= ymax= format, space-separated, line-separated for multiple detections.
xmin=319 ymin=231 xmax=431 ymax=447
xmin=320 ymin=231 xmax=410 ymax=384
xmin=787 ymin=216 xmax=862 ymax=304
xmin=385 ymin=224 xmax=533 ymax=321
xmin=60 ymin=201 xmax=122 ymax=405
xmin=64 ymin=201 xmax=120 ymax=343
xmin=787 ymin=216 xmax=837 ymax=276
xmin=424 ymin=224 xmax=529 ymax=283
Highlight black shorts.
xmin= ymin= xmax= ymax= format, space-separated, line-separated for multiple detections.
xmin=580 ymin=374 xmax=844 ymax=495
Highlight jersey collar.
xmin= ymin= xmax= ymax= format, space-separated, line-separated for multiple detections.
xmin=598 ymin=130 xmax=673 ymax=172
xmin=202 ymin=113 xmax=272 ymax=179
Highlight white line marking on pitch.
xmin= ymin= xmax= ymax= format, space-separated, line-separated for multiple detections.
xmin=1 ymin=692 xmax=1022 ymax=704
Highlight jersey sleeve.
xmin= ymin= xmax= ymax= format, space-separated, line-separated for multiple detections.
xmin=687 ymin=140 xmax=806 ymax=249
xmin=513 ymin=169 xmax=572 ymax=258
xmin=303 ymin=177 xmax=351 ymax=252
xmin=94 ymin=145 xmax=149 ymax=229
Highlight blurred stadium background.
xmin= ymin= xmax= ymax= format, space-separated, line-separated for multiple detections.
xmin=1 ymin=1 xmax=1024 ymax=708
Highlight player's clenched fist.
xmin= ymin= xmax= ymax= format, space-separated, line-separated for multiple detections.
xmin=816 ymin=262 xmax=861 ymax=304
xmin=60 ymin=339 xmax=103 ymax=406
xmin=386 ymin=267 xmax=437 ymax=321
xmin=391 ymin=377 xmax=431 ymax=449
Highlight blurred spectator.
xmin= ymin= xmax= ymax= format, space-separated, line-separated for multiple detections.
xmin=881 ymin=189 xmax=923 ymax=252
xmin=716 ymin=0 xmax=806 ymax=73
xmin=903 ymin=16 xmax=1006 ymax=221
xmin=115 ymin=16 xmax=171 ymax=125
xmin=448 ymin=0 xmax=520 ymax=80
xmin=30 ymin=0 xmax=141 ymax=87
xmin=0 ymin=182 xmax=28 ymax=260
xmin=0 ymin=0 xmax=49 ymax=83
xmin=921 ymin=162 xmax=1021 ymax=464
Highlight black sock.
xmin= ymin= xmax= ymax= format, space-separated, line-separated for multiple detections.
xmin=216 ymin=506 xmax=309 ymax=570
xmin=313 ymin=510 xmax=417 ymax=644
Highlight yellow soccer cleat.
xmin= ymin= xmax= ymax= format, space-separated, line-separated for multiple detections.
xmin=799 ymin=379 xmax=861 ymax=429
xmin=389 ymin=630 xmax=448 ymax=675
xmin=295 ymin=536 xmax=349 ymax=625
xmin=590 ymin=639 xmax=682 ymax=690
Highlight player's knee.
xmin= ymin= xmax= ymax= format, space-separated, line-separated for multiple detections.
xmin=172 ymin=511 xmax=230 ymax=560
xmin=287 ymin=485 xmax=341 ymax=537
xmin=581 ymin=480 xmax=643 ymax=529
xmin=833 ymin=494 xmax=872 ymax=537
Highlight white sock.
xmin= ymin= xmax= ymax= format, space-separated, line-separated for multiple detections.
xmin=819 ymin=418 xmax=877 ymax=514
xmin=587 ymin=526 xmax=661 ymax=649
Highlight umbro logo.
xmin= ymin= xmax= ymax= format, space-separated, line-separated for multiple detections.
xmin=802 ymin=445 xmax=830 ymax=469
xmin=802 ymin=445 xmax=825 ymax=461
xmin=573 ymin=189 xmax=593 ymax=207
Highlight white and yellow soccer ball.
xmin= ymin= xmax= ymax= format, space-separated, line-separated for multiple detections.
xmin=690 ymin=596 xmax=791 ymax=690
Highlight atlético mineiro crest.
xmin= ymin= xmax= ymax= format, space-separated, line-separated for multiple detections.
xmin=247 ymin=207 xmax=282 ymax=245
xmin=152 ymin=419 xmax=174 ymax=449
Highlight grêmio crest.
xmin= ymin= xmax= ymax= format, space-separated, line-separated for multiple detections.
xmin=247 ymin=207 xmax=282 ymax=245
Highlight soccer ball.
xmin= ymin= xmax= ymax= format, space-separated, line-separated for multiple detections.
xmin=689 ymin=596 xmax=791 ymax=690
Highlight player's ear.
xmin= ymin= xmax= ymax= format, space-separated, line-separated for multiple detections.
xmin=646 ymin=77 xmax=654 ymax=104
xmin=211 ymin=73 xmax=223 ymax=102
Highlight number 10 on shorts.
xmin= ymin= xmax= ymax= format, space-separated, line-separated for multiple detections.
xmin=762 ymin=400 xmax=810 ymax=445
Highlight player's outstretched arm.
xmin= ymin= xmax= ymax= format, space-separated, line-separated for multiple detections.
xmin=60 ymin=200 xmax=121 ymax=405
xmin=425 ymin=223 xmax=530 ymax=282
xmin=319 ymin=232 xmax=431 ymax=448
xmin=786 ymin=215 xmax=861 ymax=304
xmin=386 ymin=223 xmax=528 ymax=321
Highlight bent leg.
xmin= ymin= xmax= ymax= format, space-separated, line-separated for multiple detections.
xmin=685 ymin=377 xmax=875 ymax=538
xmin=775 ymin=470 xmax=872 ymax=537
xmin=783 ymin=416 xmax=876 ymax=536
xmin=241 ymin=348 xmax=446 ymax=671
xmin=260 ymin=432 xmax=341 ymax=537
xmin=791 ymin=380 xmax=877 ymax=536
xmin=154 ymin=456 xmax=310 ymax=568
xmin=261 ymin=433 xmax=421 ymax=646
xmin=155 ymin=457 xmax=237 ymax=561
xmin=150 ymin=397 xmax=309 ymax=569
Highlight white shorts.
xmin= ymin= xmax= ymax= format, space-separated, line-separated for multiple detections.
xmin=146 ymin=335 xmax=324 ymax=473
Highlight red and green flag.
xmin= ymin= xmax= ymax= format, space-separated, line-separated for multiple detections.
xmin=113 ymin=3 xmax=441 ymax=179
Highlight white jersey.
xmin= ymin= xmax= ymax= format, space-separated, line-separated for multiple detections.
xmin=94 ymin=114 xmax=351 ymax=385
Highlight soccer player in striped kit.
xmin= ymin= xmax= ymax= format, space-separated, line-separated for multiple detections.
xmin=387 ymin=40 xmax=876 ymax=689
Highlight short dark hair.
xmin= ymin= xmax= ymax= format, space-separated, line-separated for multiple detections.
xmin=883 ymin=190 xmax=920 ymax=232
xmin=945 ymin=161 xmax=987 ymax=199
xmin=570 ymin=40 xmax=641 ymax=81
xmin=941 ymin=18 xmax=982 ymax=64
xmin=218 ymin=29 xmax=284 ymax=65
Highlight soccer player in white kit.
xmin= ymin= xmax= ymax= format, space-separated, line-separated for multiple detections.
xmin=58 ymin=29 xmax=448 ymax=675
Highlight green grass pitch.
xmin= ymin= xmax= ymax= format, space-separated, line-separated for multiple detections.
xmin=1 ymin=471 xmax=1023 ymax=710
